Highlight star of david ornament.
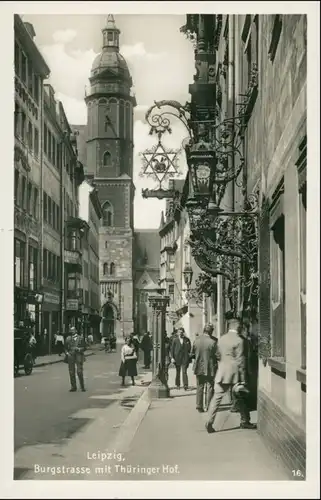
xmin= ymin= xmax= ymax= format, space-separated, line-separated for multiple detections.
xmin=139 ymin=142 xmax=182 ymax=185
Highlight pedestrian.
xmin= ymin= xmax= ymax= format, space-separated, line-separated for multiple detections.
xmin=205 ymin=318 xmax=256 ymax=433
xmin=140 ymin=331 xmax=153 ymax=369
xmin=65 ymin=326 xmax=87 ymax=392
xmin=170 ymin=327 xmax=192 ymax=390
xmin=28 ymin=331 xmax=37 ymax=363
xmin=55 ymin=332 xmax=65 ymax=356
xmin=119 ymin=336 xmax=138 ymax=386
xmin=190 ymin=323 xmax=218 ymax=413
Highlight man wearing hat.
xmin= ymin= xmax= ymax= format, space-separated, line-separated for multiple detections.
xmin=65 ymin=326 xmax=87 ymax=392
xmin=205 ymin=317 xmax=256 ymax=433
xmin=190 ymin=323 xmax=218 ymax=413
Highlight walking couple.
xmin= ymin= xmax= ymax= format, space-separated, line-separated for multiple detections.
xmin=191 ymin=319 xmax=256 ymax=433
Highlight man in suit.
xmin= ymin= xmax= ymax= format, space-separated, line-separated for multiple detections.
xmin=205 ymin=318 xmax=256 ymax=433
xmin=65 ymin=326 xmax=87 ymax=392
xmin=171 ymin=327 xmax=191 ymax=390
xmin=190 ymin=323 xmax=218 ymax=413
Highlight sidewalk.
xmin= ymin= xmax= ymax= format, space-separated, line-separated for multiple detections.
xmin=113 ymin=366 xmax=291 ymax=481
xmin=34 ymin=350 xmax=95 ymax=368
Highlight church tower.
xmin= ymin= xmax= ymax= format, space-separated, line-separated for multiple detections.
xmin=85 ymin=15 xmax=136 ymax=338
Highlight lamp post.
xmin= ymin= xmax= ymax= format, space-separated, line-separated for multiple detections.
xmin=148 ymin=286 xmax=170 ymax=399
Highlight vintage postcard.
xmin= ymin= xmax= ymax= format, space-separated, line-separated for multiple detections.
xmin=1 ymin=1 xmax=319 ymax=498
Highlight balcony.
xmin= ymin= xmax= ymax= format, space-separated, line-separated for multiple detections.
xmin=64 ymin=249 xmax=82 ymax=267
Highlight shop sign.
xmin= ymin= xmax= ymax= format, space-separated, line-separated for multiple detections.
xmin=66 ymin=299 xmax=79 ymax=311
xmin=44 ymin=292 xmax=60 ymax=305
xmin=64 ymin=250 xmax=80 ymax=265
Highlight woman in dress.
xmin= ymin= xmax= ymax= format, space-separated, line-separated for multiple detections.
xmin=119 ymin=337 xmax=138 ymax=386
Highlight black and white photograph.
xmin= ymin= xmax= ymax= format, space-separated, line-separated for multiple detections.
xmin=0 ymin=1 xmax=319 ymax=498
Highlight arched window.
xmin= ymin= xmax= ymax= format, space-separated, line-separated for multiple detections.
xmin=110 ymin=262 xmax=115 ymax=276
xmin=103 ymin=150 xmax=111 ymax=167
xmin=103 ymin=263 xmax=108 ymax=275
xmin=102 ymin=201 xmax=113 ymax=227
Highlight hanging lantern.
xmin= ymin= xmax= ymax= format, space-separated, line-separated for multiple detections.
xmin=187 ymin=143 xmax=216 ymax=205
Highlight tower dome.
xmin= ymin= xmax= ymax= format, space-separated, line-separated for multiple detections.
xmin=90 ymin=15 xmax=130 ymax=81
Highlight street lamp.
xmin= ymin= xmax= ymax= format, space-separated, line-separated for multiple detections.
xmin=148 ymin=286 xmax=170 ymax=399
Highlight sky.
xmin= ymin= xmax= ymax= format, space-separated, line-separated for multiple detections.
xmin=22 ymin=14 xmax=195 ymax=229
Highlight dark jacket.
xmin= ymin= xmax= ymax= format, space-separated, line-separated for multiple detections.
xmin=191 ymin=334 xmax=218 ymax=378
xmin=140 ymin=333 xmax=152 ymax=352
xmin=65 ymin=333 xmax=86 ymax=355
xmin=171 ymin=335 xmax=191 ymax=366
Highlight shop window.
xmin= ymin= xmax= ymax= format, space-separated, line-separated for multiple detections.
xmin=270 ymin=212 xmax=285 ymax=359
xmin=28 ymin=246 xmax=36 ymax=290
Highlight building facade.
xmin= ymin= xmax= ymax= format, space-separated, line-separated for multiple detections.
xmin=14 ymin=15 xmax=85 ymax=354
xmin=78 ymin=180 xmax=102 ymax=341
xmin=14 ymin=15 xmax=50 ymax=338
xmin=173 ymin=14 xmax=306 ymax=477
xmin=158 ymin=180 xmax=203 ymax=343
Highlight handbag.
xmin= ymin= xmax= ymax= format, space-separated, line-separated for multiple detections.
xmin=63 ymin=353 xmax=69 ymax=363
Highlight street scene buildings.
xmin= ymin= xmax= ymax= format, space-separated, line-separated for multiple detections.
xmin=12 ymin=11 xmax=312 ymax=490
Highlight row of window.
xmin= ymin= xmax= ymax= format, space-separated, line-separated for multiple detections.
xmin=14 ymin=239 xmax=38 ymax=290
xmin=15 ymin=40 xmax=40 ymax=103
xmin=15 ymin=106 xmax=76 ymax=185
xmin=103 ymin=262 xmax=116 ymax=276
xmin=14 ymin=169 xmax=39 ymax=218
xmin=15 ymin=104 xmax=40 ymax=156
xmin=43 ymin=249 xmax=61 ymax=283
xmin=44 ymin=122 xmax=59 ymax=169
xmin=43 ymin=192 xmax=61 ymax=233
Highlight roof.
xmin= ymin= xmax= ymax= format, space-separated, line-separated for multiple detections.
xmin=91 ymin=51 xmax=130 ymax=76
xmin=133 ymin=230 xmax=160 ymax=270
